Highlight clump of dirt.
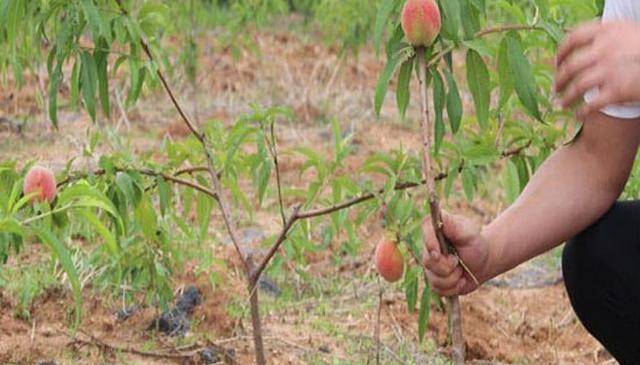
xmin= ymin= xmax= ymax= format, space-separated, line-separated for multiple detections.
xmin=148 ymin=286 xmax=203 ymax=336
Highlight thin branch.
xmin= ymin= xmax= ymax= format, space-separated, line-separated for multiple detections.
xmin=474 ymin=24 xmax=544 ymax=38
xmin=375 ymin=281 xmax=383 ymax=365
xmin=416 ymin=46 xmax=465 ymax=365
xmin=250 ymin=206 xmax=301 ymax=283
xmin=495 ymin=113 xmax=505 ymax=148
xmin=65 ymin=330 xmax=234 ymax=361
xmin=57 ymin=167 xmax=218 ymax=201
xmin=267 ymin=121 xmax=286 ymax=227
xmin=502 ymin=140 xmax=532 ymax=158
xmin=426 ymin=24 xmax=545 ymax=70
xmin=174 ymin=166 xmax=211 ymax=176
xmin=249 ymin=135 xmax=533 ymax=284
xmin=22 ymin=204 xmax=74 ymax=225
xmin=114 ymin=0 xmax=250 ymax=274
xmin=298 ymin=176 xmax=444 ymax=220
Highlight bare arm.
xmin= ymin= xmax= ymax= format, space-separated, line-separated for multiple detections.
xmin=483 ymin=112 xmax=640 ymax=280
xmin=423 ymin=111 xmax=640 ymax=295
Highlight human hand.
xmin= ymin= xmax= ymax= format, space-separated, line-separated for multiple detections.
xmin=555 ymin=21 xmax=640 ymax=118
xmin=423 ymin=213 xmax=492 ymax=296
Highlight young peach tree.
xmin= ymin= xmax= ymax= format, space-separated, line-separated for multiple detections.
xmin=373 ymin=0 xmax=600 ymax=362
xmin=0 ymin=0 xmax=601 ymax=364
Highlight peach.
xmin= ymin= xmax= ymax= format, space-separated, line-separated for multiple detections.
xmin=23 ymin=165 xmax=57 ymax=203
xmin=375 ymin=239 xmax=405 ymax=283
xmin=401 ymin=0 xmax=441 ymax=47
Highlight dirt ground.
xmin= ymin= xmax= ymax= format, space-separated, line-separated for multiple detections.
xmin=0 ymin=24 xmax=610 ymax=365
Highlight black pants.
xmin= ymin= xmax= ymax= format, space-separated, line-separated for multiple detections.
xmin=563 ymin=201 xmax=640 ymax=365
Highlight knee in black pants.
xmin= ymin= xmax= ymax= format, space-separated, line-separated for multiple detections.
xmin=563 ymin=202 xmax=640 ymax=365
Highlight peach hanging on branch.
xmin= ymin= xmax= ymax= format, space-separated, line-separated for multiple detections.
xmin=23 ymin=165 xmax=57 ymax=203
xmin=401 ymin=0 xmax=441 ymax=47
xmin=375 ymin=238 xmax=405 ymax=283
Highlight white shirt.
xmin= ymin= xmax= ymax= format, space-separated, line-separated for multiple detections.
xmin=584 ymin=0 xmax=640 ymax=119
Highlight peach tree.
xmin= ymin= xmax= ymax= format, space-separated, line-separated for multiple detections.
xmin=373 ymin=0 xmax=601 ymax=362
xmin=0 ymin=0 xmax=603 ymax=364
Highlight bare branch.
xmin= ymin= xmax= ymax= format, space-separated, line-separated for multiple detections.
xmin=58 ymin=167 xmax=218 ymax=200
xmin=250 ymin=206 xmax=301 ymax=283
xmin=114 ymin=0 xmax=250 ymax=273
xmin=474 ymin=24 xmax=544 ymax=38
xmin=416 ymin=46 xmax=465 ymax=364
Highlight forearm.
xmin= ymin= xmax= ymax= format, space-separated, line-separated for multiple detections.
xmin=482 ymin=113 xmax=640 ymax=281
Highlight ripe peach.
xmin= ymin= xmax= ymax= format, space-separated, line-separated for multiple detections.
xmin=401 ymin=0 xmax=442 ymax=47
xmin=375 ymin=239 xmax=405 ymax=283
xmin=23 ymin=165 xmax=57 ymax=203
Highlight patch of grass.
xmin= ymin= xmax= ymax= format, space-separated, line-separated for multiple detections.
xmin=0 ymin=257 xmax=58 ymax=320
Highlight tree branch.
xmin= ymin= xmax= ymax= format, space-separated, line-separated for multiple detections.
xmin=474 ymin=24 xmax=544 ymax=38
xmin=416 ymin=46 xmax=465 ymax=365
xmin=114 ymin=0 xmax=250 ymax=273
xmin=250 ymin=206 xmax=301 ymax=283
xmin=267 ymin=121 xmax=286 ymax=227
xmin=426 ymin=24 xmax=546 ymax=70
xmin=58 ymin=167 xmax=218 ymax=200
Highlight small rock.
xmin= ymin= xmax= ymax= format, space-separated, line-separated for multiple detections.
xmin=35 ymin=361 xmax=59 ymax=365
xmin=318 ymin=345 xmax=331 ymax=353
xmin=175 ymin=286 xmax=202 ymax=313
xmin=199 ymin=347 xmax=220 ymax=364
xmin=148 ymin=285 xmax=202 ymax=336
xmin=149 ymin=308 xmax=191 ymax=336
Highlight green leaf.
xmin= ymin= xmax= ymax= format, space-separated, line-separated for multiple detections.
xmin=396 ymin=58 xmax=413 ymax=121
xmin=497 ymin=37 xmax=514 ymax=109
xmin=257 ymin=161 xmax=272 ymax=205
xmin=470 ymin=0 xmax=486 ymax=14
xmin=80 ymin=0 xmax=103 ymax=40
xmin=385 ymin=23 xmax=406 ymax=59
xmin=439 ymin=0 xmax=461 ymax=40
xmin=0 ymin=218 xmax=24 ymax=236
xmin=48 ymin=66 xmax=61 ymax=129
xmin=95 ymin=42 xmax=111 ymax=118
xmin=463 ymin=143 xmax=499 ymax=165
xmin=127 ymin=66 xmax=146 ymax=107
xmin=157 ymin=176 xmax=171 ymax=217
xmin=58 ymin=182 xmax=122 ymax=228
xmin=375 ymin=50 xmax=405 ymax=116
xmin=32 ymin=227 xmax=81 ymax=327
xmin=444 ymin=162 xmax=460 ymax=199
xmin=503 ymin=160 xmax=520 ymax=204
xmin=444 ymin=69 xmax=462 ymax=133
xmin=540 ymin=20 xmax=564 ymax=44
xmin=80 ymin=51 xmax=98 ymax=122
xmin=134 ymin=195 xmax=158 ymax=242
xmin=431 ymin=69 xmax=445 ymax=153
xmin=462 ymin=166 xmax=475 ymax=201
xmin=70 ymin=58 xmax=80 ymax=109
xmin=76 ymin=209 xmax=118 ymax=257
xmin=115 ymin=173 xmax=136 ymax=205
xmin=466 ymin=50 xmax=490 ymax=129
xmin=460 ymin=1 xmax=481 ymax=39
xmin=418 ymin=282 xmax=431 ymax=342
xmin=374 ymin=0 xmax=401 ymax=55
xmin=506 ymin=33 xmax=542 ymax=122
xmin=196 ymin=192 xmax=213 ymax=241
xmin=404 ymin=266 xmax=419 ymax=313
xmin=6 ymin=178 xmax=23 ymax=214
xmin=112 ymin=55 xmax=128 ymax=78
